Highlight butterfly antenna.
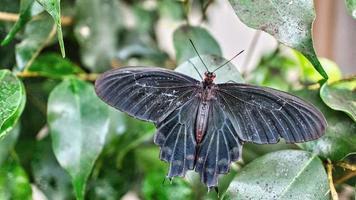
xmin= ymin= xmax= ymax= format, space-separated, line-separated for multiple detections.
xmin=212 ymin=50 xmax=244 ymax=73
xmin=188 ymin=59 xmax=203 ymax=80
xmin=189 ymin=39 xmax=210 ymax=72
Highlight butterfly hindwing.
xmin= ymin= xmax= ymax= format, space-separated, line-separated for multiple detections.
xmin=216 ymin=83 xmax=326 ymax=144
xmin=154 ymin=96 xmax=200 ymax=177
xmin=95 ymin=67 xmax=200 ymax=122
xmin=195 ymin=99 xmax=242 ymax=188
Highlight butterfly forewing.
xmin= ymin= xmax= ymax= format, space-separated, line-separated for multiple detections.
xmin=215 ymin=83 xmax=327 ymax=144
xmin=95 ymin=67 xmax=200 ymax=122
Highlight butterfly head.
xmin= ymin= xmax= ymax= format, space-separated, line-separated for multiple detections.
xmin=204 ymin=71 xmax=216 ymax=85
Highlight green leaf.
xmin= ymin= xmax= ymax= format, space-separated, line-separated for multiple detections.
xmin=223 ymin=150 xmax=329 ymax=200
xmin=345 ymin=0 xmax=356 ymax=19
xmin=228 ymin=0 xmax=328 ymax=80
xmin=175 ymin=55 xmax=244 ymax=83
xmin=294 ymin=89 xmax=356 ymax=161
xmin=294 ymin=51 xmax=341 ymax=83
xmin=36 ymin=0 xmax=65 ymax=57
xmin=1 ymin=0 xmax=34 ymax=46
xmin=320 ymin=78 xmax=356 ymax=122
xmin=48 ymin=79 xmax=110 ymax=200
xmin=15 ymin=13 xmax=55 ymax=71
xmin=74 ymin=0 xmax=122 ymax=72
xmin=173 ymin=25 xmax=222 ymax=64
xmin=0 ymin=70 xmax=26 ymax=138
xmin=0 ymin=124 xmax=19 ymax=165
xmin=27 ymin=53 xmax=84 ymax=79
xmin=115 ymin=117 xmax=155 ymax=168
xmin=0 ymin=157 xmax=32 ymax=200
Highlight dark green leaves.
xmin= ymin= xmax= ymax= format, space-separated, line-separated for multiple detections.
xmin=320 ymin=78 xmax=356 ymax=122
xmin=28 ymin=53 xmax=84 ymax=78
xmin=15 ymin=13 xmax=54 ymax=70
xmin=173 ymin=25 xmax=222 ymax=64
xmin=36 ymin=0 xmax=65 ymax=57
xmin=0 ymin=157 xmax=32 ymax=200
xmin=345 ymin=0 xmax=356 ymax=18
xmin=223 ymin=150 xmax=329 ymax=200
xmin=228 ymin=0 xmax=328 ymax=80
xmin=0 ymin=70 xmax=25 ymax=138
xmin=48 ymin=79 xmax=109 ymax=200
xmin=74 ymin=0 xmax=122 ymax=72
xmin=1 ymin=0 xmax=34 ymax=46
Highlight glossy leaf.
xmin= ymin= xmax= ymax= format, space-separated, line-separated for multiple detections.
xmin=28 ymin=53 xmax=84 ymax=78
xmin=0 ymin=70 xmax=26 ymax=138
xmin=345 ymin=0 xmax=356 ymax=19
xmin=228 ymin=0 xmax=328 ymax=80
xmin=74 ymin=0 xmax=122 ymax=72
xmin=320 ymin=78 xmax=356 ymax=122
xmin=175 ymin=55 xmax=244 ymax=83
xmin=294 ymin=51 xmax=341 ymax=83
xmin=15 ymin=13 xmax=54 ymax=70
xmin=1 ymin=0 xmax=34 ymax=46
xmin=0 ymin=124 xmax=19 ymax=165
xmin=295 ymin=89 xmax=356 ymax=161
xmin=223 ymin=150 xmax=329 ymax=200
xmin=0 ymin=157 xmax=32 ymax=200
xmin=36 ymin=0 xmax=65 ymax=57
xmin=173 ymin=25 xmax=222 ymax=64
xmin=48 ymin=79 xmax=109 ymax=200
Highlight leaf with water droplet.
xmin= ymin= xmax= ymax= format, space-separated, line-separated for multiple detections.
xmin=0 ymin=70 xmax=26 ymax=138
xmin=173 ymin=25 xmax=222 ymax=64
xmin=228 ymin=0 xmax=328 ymax=80
xmin=47 ymin=79 xmax=110 ymax=200
xmin=223 ymin=150 xmax=329 ymax=200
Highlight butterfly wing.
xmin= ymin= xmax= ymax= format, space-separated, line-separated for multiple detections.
xmin=195 ymin=98 xmax=243 ymax=188
xmin=95 ymin=67 xmax=200 ymax=122
xmin=215 ymin=83 xmax=327 ymax=144
xmin=154 ymin=96 xmax=200 ymax=178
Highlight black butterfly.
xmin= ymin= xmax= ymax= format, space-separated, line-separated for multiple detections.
xmin=94 ymin=46 xmax=326 ymax=189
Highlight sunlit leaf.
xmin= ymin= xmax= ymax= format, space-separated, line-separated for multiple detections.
xmin=0 ymin=124 xmax=19 ymax=165
xmin=175 ymin=55 xmax=244 ymax=83
xmin=320 ymin=77 xmax=356 ymax=122
xmin=74 ymin=0 xmax=122 ymax=72
xmin=48 ymin=79 xmax=109 ymax=200
xmin=294 ymin=89 xmax=356 ymax=161
xmin=1 ymin=0 xmax=34 ymax=46
xmin=15 ymin=13 xmax=54 ymax=71
xmin=0 ymin=70 xmax=26 ymax=138
xmin=294 ymin=51 xmax=341 ymax=83
xmin=228 ymin=0 xmax=328 ymax=80
xmin=345 ymin=0 xmax=356 ymax=19
xmin=223 ymin=150 xmax=329 ymax=200
xmin=27 ymin=53 xmax=84 ymax=79
xmin=173 ymin=25 xmax=222 ymax=64
xmin=36 ymin=0 xmax=65 ymax=57
xmin=0 ymin=156 xmax=32 ymax=200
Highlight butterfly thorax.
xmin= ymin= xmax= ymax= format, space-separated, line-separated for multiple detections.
xmin=203 ymin=71 xmax=216 ymax=88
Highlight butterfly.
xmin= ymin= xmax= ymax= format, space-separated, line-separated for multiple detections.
xmin=94 ymin=42 xmax=327 ymax=190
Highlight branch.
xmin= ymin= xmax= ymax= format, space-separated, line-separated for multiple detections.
xmin=17 ymin=71 xmax=99 ymax=82
xmin=337 ymin=161 xmax=356 ymax=171
xmin=334 ymin=170 xmax=356 ymax=185
xmin=0 ymin=11 xmax=73 ymax=26
xmin=326 ymin=160 xmax=339 ymax=200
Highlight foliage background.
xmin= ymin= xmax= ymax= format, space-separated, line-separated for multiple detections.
xmin=0 ymin=0 xmax=355 ymax=200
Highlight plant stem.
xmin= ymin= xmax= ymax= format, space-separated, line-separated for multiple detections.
xmin=337 ymin=161 xmax=356 ymax=171
xmin=335 ymin=170 xmax=356 ymax=185
xmin=326 ymin=160 xmax=339 ymax=200
xmin=0 ymin=11 xmax=73 ymax=26
xmin=16 ymin=71 xmax=99 ymax=82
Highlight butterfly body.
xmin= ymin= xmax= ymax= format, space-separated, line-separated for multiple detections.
xmin=95 ymin=66 xmax=326 ymax=188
